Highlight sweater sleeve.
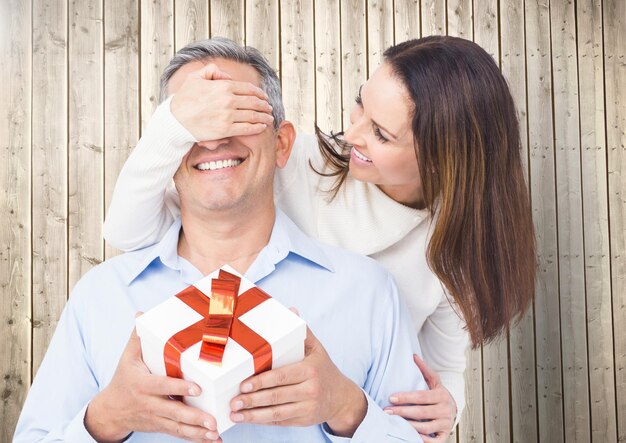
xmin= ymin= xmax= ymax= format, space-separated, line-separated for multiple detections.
xmin=103 ymin=97 xmax=195 ymax=251
xmin=418 ymin=294 xmax=469 ymax=426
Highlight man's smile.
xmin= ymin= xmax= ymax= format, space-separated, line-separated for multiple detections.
xmin=195 ymin=158 xmax=244 ymax=171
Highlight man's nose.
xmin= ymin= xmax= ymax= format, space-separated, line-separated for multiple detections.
xmin=196 ymin=138 xmax=229 ymax=150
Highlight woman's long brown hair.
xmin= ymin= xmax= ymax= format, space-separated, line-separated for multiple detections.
xmin=315 ymin=36 xmax=536 ymax=347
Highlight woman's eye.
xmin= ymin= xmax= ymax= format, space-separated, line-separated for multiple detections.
xmin=373 ymin=126 xmax=389 ymax=143
xmin=355 ymin=94 xmax=362 ymax=105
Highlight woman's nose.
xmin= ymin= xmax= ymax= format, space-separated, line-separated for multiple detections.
xmin=343 ymin=124 xmax=355 ymax=143
xmin=344 ymin=106 xmax=365 ymax=144
xmin=344 ymin=118 xmax=363 ymax=145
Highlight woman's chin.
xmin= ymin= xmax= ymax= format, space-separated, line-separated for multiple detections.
xmin=347 ymin=161 xmax=375 ymax=184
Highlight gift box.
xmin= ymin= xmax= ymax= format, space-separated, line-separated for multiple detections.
xmin=136 ymin=265 xmax=307 ymax=433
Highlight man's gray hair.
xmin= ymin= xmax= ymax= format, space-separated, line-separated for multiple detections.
xmin=159 ymin=37 xmax=284 ymax=129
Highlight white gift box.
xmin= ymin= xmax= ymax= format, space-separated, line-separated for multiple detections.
xmin=136 ymin=265 xmax=307 ymax=433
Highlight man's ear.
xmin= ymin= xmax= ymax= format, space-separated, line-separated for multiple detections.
xmin=274 ymin=121 xmax=296 ymax=169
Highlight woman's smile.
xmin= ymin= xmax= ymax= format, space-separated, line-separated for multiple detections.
xmin=350 ymin=146 xmax=373 ymax=163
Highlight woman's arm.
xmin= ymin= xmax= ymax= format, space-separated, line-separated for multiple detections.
xmin=103 ymin=96 xmax=192 ymax=251
xmin=418 ymin=296 xmax=468 ymax=419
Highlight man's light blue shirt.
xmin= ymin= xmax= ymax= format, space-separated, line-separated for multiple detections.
xmin=15 ymin=210 xmax=425 ymax=442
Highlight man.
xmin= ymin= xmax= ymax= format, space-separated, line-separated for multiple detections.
xmin=15 ymin=38 xmax=425 ymax=442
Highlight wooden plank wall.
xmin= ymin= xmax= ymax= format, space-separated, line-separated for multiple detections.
xmin=1 ymin=1 xmax=624 ymax=441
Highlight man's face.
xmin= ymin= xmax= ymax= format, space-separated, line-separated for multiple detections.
xmin=170 ymin=58 xmax=289 ymax=214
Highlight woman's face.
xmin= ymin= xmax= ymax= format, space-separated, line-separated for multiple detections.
xmin=344 ymin=62 xmax=424 ymax=209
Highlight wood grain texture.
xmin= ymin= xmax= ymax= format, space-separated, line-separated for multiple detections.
xmin=246 ymin=0 xmax=279 ymax=70
xmin=0 ymin=0 xmax=31 ymax=440
xmin=604 ymin=0 xmax=626 ymax=441
xmin=578 ymin=1 xmax=617 ymax=441
xmin=447 ymin=0 xmax=472 ymax=39
xmin=31 ymin=0 xmax=68 ymax=375
xmin=314 ymin=0 xmax=342 ymax=132
xmin=210 ymin=0 xmax=244 ymax=44
xmin=394 ymin=0 xmax=420 ymax=48
xmin=140 ymin=0 xmax=174 ymax=131
xmin=525 ymin=1 xmax=564 ymax=441
xmin=473 ymin=0 xmax=498 ymax=59
xmin=550 ymin=1 xmax=593 ymax=441
xmin=340 ymin=0 xmax=367 ymax=129
xmin=482 ymin=338 xmax=510 ymax=443
xmin=175 ymin=0 xmax=209 ymax=50
xmin=68 ymin=0 xmax=104 ymax=289
xmin=104 ymin=0 xmax=139 ymax=259
xmin=500 ymin=0 xmax=538 ymax=441
xmin=422 ymin=0 xmax=446 ymax=36
xmin=280 ymin=0 xmax=315 ymax=133
xmin=459 ymin=348 xmax=484 ymax=442
xmin=367 ymin=0 xmax=394 ymax=74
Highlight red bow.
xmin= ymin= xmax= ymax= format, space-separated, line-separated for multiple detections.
xmin=163 ymin=269 xmax=273 ymax=379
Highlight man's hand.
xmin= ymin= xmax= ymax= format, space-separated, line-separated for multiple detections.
xmin=229 ymin=326 xmax=368 ymax=437
xmin=84 ymin=323 xmax=221 ymax=443
xmin=170 ymin=63 xmax=275 ymax=141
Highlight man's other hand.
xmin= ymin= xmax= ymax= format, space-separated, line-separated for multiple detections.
xmin=170 ymin=63 xmax=274 ymax=141
xmin=229 ymin=326 xmax=368 ymax=438
xmin=84 ymin=324 xmax=221 ymax=443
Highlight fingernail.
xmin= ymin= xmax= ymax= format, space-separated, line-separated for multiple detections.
xmin=384 ymin=408 xmax=393 ymax=415
xmin=232 ymin=400 xmax=244 ymax=411
xmin=389 ymin=396 xmax=398 ymax=403
xmin=232 ymin=413 xmax=244 ymax=422
xmin=189 ymin=385 xmax=201 ymax=396
xmin=203 ymin=421 xmax=215 ymax=430
xmin=205 ymin=431 xmax=219 ymax=439
xmin=241 ymin=383 xmax=253 ymax=393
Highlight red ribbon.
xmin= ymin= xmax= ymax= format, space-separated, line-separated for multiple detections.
xmin=199 ymin=277 xmax=239 ymax=365
xmin=163 ymin=270 xmax=274 ymax=380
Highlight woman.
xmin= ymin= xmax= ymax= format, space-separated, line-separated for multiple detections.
xmin=104 ymin=36 xmax=536 ymax=441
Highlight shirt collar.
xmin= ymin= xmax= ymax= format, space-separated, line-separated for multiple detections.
xmin=122 ymin=209 xmax=334 ymax=286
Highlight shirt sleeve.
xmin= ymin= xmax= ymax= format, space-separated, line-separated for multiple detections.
xmin=13 ymin=284 xmax=101 ymax=442
xmin=323 ymin=273 xmax=426 ymax=442
xmin=418 ymin=293 xmax=469 ymax=425
xmin=103 ymin=96 xmax=194 ymax=252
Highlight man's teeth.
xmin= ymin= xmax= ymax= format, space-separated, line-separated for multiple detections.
xmin=196 ymin=159 xmax=242 ymax=171
xmin=353 ymin=148 xmax=372 ymax=162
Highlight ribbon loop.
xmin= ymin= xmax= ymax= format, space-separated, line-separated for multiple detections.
xmin=199 ymin=278 xmax=239 ymax=366
xmin=163 ymin=271 xmax=274 ymax=379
